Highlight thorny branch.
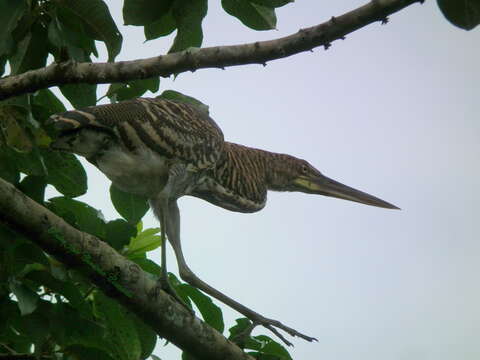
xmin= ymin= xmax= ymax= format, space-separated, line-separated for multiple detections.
xmin=0 ymin=0 xmax=424 ymax=101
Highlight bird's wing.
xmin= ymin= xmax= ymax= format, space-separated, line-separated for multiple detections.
xmin=49 ymin=97 xmax=225 ymax=171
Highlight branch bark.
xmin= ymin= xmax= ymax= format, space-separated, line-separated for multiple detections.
xmin=0 ymin=0 xmax=423 ymax=101
xmin=0 ymin=177 xmax=253 ymax=360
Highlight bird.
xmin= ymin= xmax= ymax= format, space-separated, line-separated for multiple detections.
xmin=49 ymin=96 xmax=398 ymax=345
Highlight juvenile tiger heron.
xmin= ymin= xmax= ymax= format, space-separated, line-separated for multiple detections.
xmin=49 ymin=97 xmax=398 ymax=345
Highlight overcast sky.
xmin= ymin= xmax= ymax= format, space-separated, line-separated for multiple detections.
xmin=60 ymin=1 xmax=480 ymax=359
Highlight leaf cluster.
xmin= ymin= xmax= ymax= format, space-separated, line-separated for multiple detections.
xmin=0 ymin=221 xmax=156 ymax=360
xmin=437 ymin=0 xmax=480 ymax=30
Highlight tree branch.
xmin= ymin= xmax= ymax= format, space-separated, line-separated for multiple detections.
xmin=0 ymin=177 xmax=253 ymax=360
xmin=0 ymin=0 xmax=423 ymax=101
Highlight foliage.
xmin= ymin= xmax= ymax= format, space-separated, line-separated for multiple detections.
xmin=437 ymin=0 xmax=480 ymax=30
xmin=0 ymin=0 xmax=476 ymax=359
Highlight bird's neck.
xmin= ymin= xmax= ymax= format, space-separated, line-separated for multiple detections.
xmin=191 ymin=142 xmax=293 ymax=212
xmin=218 ymin=142 xmax=293 ymax=191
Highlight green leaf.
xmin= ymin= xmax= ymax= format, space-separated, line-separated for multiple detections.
xmin=56 ymin=0 xmax=122 ymax=61
xmin=58 ymin=0 xmax=122 ymax=61
xmin=169 ymin=0 xmax=208 ymax=53
xmin=251 ymin=0 xmax=293 ymax=7
xmin=17 ymin=263 xmax=48 ymax=278
xmin=32 ymin=89 xmax=67 ymax=122
xmin=437 ymin=0 xmax=480 ymax=30
xmin=130 ymin=313 xmax=158 ymax=359
xmin=49 ymin=260 xmax=68 ymax=281
xmin=0 ymin=104 xmax=33 ymax=152
xmin=63 ymin=346 xmax=115 ymax=360
xmin=144 ymin=10 xmax=176 ymax=40
xmin=25 ymin=269 xmax=86 ymax=310
xmin=110 ymin=184 xmax=149 ymax=224
xmin=11 ymin=301 xmax=52 ymax=347
xmin=41 ymin=150 xmax=87 ymax=197
xmin=94 ymin=292 xmax=142 ymax=360
xmin=0 ymin=299 xmax=20 ymax=332
xmin=50 ymin=302 xmax=111 ymax=353
xmin=48 ymin=197 xmax=106 ymax=239
xmin=107 ymin=77 xmax=160 ymax=102
xmin=253 ymin=335 xmax=292 ymax=359
xmin=9 ymin=279 xmax=39 ymax=315
xmin=159 ymin=90 xmax=209 ymax=114
xmin=181 ymin=351 xmax=196 ymax=360
xmin=0 ymin=0 xmax=27 ymax=57
xmin=168 ymin=273 xmax=193 ymax=309
xmin=13 ymin=148 xmax=46 ymax=177
xmin=130 ymin=258 xmax=161 ymax=276
xmin=60 ymin=83 xmax=98 ymax=108
xmin=229 ymin=317 xmax=253 ymax=338
xmin=18 ymin=175 xmax=47 ymax=204
xmin=222 ymin=0 xmax=277 ymax=30
xmin=127 ymin=227 xmax=162 ymax=257
xmin=14 ymin=242 xmax=49 ymax=268
xmin=105 ymin=219 xmax=137 ymax=250
xmin=178 ymin=284 xmax=224 ymax=333
xmin=0 ymin=148 xmax=20 ymax=184
xmin=53 ymin=6 xmax=99 ymax=59
xmin=0 ymin=55 xmax=7 ymax=76
xmin=9 ymin=23 xmax=49 ymax=75
xmin=123 ymin=0 xmax=174 ymax=25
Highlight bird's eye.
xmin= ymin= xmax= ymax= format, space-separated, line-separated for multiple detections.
xmin=301 ymin=164 xmax=308 ymax=174
xmin=66 ymin=134 xmax=78 ymax=147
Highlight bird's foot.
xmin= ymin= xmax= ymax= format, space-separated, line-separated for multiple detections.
xmin=251 ymin=316 xmax=317 ymax=347
xmin=159 ymin=278 xmax=195 ymax=315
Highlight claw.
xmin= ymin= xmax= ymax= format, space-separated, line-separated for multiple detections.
xmin=255 ymin=317 xmax=318 ymax=346
xmin=159 ymin=278 xmax=195 ymax=315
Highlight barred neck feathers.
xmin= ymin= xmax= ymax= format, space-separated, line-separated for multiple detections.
xmin=191 ymin=142 xmax=269 ymax=213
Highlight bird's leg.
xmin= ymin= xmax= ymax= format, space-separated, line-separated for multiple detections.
xmin=155 ymin=197 xmax=193 ymax=314
xmin=165 ymin=200 xmax=317 ymax=346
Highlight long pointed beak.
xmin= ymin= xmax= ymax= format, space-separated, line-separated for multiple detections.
xmin=294 ymin=175 xmax=399 ymax=209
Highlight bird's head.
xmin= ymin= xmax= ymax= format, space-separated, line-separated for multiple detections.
xmin=48 ymin=113 xmax=115 ymax=160
xmin=267 ymin=154 xmax=399 ymax=209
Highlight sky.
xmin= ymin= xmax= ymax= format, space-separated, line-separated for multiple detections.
xmin=51 ymin=1 xmax=480 ymax=359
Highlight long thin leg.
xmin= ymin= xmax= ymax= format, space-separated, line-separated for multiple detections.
xmin=155 ymin=198 xmax=193 ymax=314
xmin=165 ymin=200 xmax=317 ymax=346
xmin=159 ymin=207 xmax=168 ymax=283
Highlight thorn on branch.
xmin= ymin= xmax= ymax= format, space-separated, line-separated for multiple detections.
xmin=261 ymin=62 xmax=267 ymax=67
xmin=323 ymin=43 xmax=331 ymax=50
xmin=340 ymin=35 xmax=346 ymax=40
xmin=330 ymin=16 xmax=337 ymax=24
xmin=184 ymin=50 xmax=198 ymax=72
xmin=381 ymin=17 xmax=389 ymax=25
xmin=298 ymin=28 xmax=309 ymax=40
xmin=137 ymin=68 xmax=147 ymax=78
xmin=418 ymin=0 xmax=425 ymax=3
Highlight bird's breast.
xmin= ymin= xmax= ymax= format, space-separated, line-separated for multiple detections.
xmin=96 ymin=146 xmax=170 ymax=197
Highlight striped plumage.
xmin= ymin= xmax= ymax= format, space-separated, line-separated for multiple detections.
xmin=49 ymin=96 xmax=398 ymax=345
xmin=51 ymin=97 xmax=224 ymax=169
